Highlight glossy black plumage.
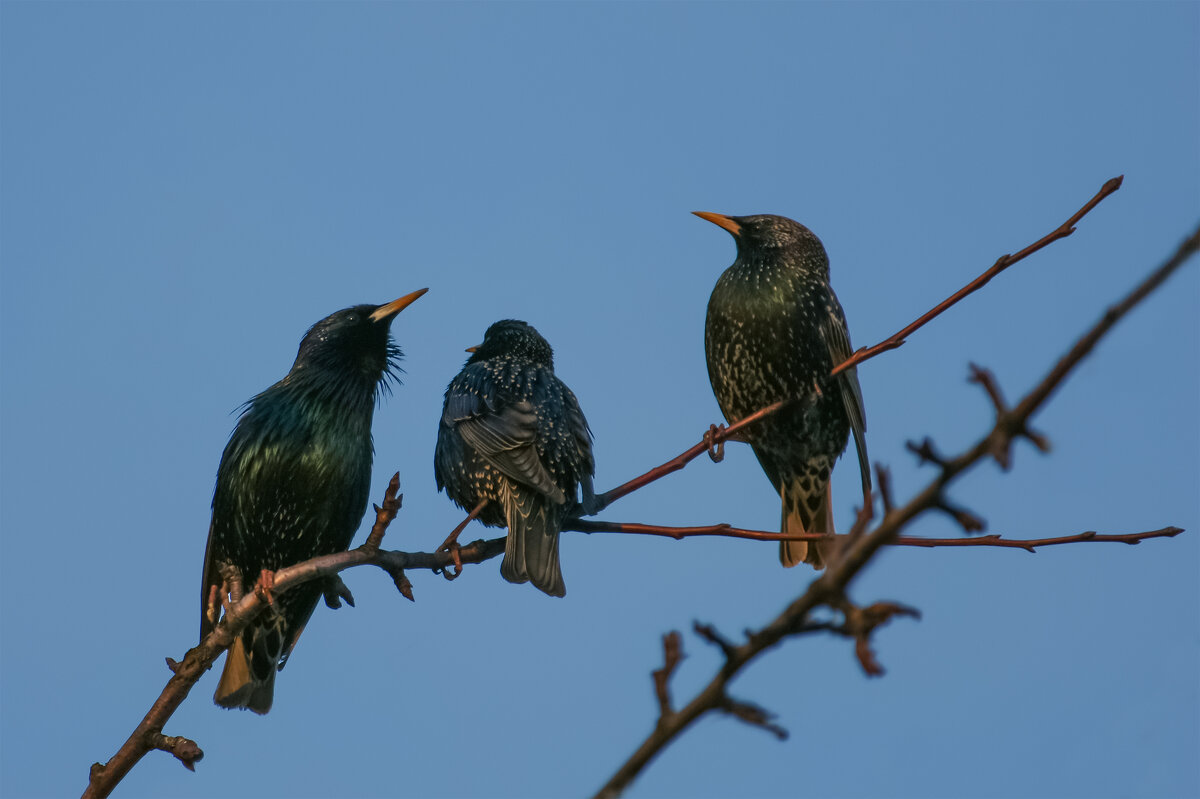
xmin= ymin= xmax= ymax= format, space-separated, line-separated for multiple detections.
xmin=697 ymin=212 xmax=869 ymax=569
xmin=200 ymin=289 xmax=425 ymax=713
xmin=434 ymin=320 xmax=595 ymax=597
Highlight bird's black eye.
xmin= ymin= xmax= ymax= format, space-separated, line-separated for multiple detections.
xmin=346 ymin=314 xmax=359 ymax=324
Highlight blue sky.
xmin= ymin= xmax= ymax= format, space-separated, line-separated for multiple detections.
xmin=2 ymin=3 xmax=1197 ymax=798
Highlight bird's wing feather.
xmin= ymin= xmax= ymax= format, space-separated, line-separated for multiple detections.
xmin=200 ymin=519 xmax=218 ymax=641
xmin=445 ymin=388 xmax=565 ymax=503
xmin=820 ymin=309 xmax=871 ymax=496
xmin=563 ymin=387 xmax=595 ymax=474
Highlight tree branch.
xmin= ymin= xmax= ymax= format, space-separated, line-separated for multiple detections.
xmin=86 ymin=177 xmax=1184 ymax=799
xmin=591 ymin=220 xmax=1199 ymax=799
xmin=83 ymin=475 xmax=505 ymax=799
xmin=831 ymin=175 xmax=1124 ymax=376
xmin=564 ymin=519 xmax=1183 ymax=551
xmin=590 ymin=177 xmax=1123 ymax=513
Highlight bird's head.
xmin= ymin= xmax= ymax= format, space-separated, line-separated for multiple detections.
xmin=693 ymin=212 xmax=823 ymax=255
xmin=293 ymin=288 xmax=428 ymax=386
xmin=465 ymin=319 xmax=554 ymax=368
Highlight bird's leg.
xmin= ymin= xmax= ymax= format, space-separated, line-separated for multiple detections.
xmin=322 ymin=575 xmax=356 ymax=609
xmin=577 ymin=474 xmax=601 ymax=516
xmin=205 ymin=584 xmax=221 ymax=628
xmin=705 ymin=424 xmax=727 ymax=463
xmin=254 ymin=569 xmax=277 ymax=605
xmin=437 ymin=499 xmax=488 ymax=581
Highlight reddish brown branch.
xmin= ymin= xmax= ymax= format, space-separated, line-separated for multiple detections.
xmin=594 ymin=400 xmax=786 ymax=510
xmin=830 ymin=175 xmax=1123 ymax=376
xmin=589 ymin=180 xmax=1122 ymax=523
xmin=592 ymin=218 xmax=1197 ymax=799
xmin=565 ymin=519 xmax=1182 ymax=550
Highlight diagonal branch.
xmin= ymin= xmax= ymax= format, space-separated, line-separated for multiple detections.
xmin=831 ymin=175 xmax=1124 ymax=376
xmin=591 ymin=220 xmax=1199 ymax=799
xmin=590 ymin=177 xmax=1123 ymax=514
xmin=83 ymin=475 xmax=506 ymax=799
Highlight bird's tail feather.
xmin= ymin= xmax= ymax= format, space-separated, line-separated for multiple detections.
xmin=780 ymin=480 xmax=835 ymax=570
xmin=499 ymin=484 xmax=565 ymax=597
xmin=213 ymin=611 xmax=285 ymax=714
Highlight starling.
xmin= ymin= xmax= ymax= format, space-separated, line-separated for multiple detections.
xmin=434 ymin=320 xmax=595 ymax=597
xmin=696 ymin=212 xmax=870 ymax=569
xmin=200 ymin=288 xmax=427 ymax=713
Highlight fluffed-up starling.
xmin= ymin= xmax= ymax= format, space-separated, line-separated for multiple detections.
xmin=696 ymin=212 xmax=870 ymax=569
xmin=200 ymin=288 xmax=427 ymax=713
xmin=434 ymin=320 xmax=595 ymax=597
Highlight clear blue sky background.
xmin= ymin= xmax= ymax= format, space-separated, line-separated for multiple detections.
xmin=2 ymin=3 xmax=1197 ymax=798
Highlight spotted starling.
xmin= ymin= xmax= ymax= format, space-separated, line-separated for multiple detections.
xmin=696 ymin=212 xmax=870 ymax=569
xmin=434 ymin=320 xmax=596 ymax=597
xmin=200 ymin=288 xmax=427 ymax=713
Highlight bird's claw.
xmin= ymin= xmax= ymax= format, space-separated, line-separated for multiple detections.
xmin=254 ymin=569 xmax=277 ymax=605
xmin=322 ymin=575 xmax=356 ymax=609
xmin=706 ymin=424 xmax=727 ymax=463
xmin=434 ymin=527 xmax=466 ymax=581
xmin=437 ymin=541 xmax=464 ymax=581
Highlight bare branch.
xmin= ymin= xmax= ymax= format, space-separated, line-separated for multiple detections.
xmin=593 ymin=400 xmax=787 ymax=511
xmin=591 ymin=219 xmax=1198 ymax=799
xmin=651 ymin=632 xmax=684 ymax=720
xmin=715 ymin=695 xmax=788 ymax=741
xmin=145 ymin=733 xmax=203 ymax=772
xmin=83 ymin=477 xmax=506 ymax=799
xmin=830 ymin=175 xmax=1124 ymax=376
xmin=565 ymin=519 xmax=1181 ymax=551
xmin=586 ymin=179 xmax=1122 ymax=524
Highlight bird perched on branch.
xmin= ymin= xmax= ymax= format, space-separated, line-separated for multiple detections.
xmin=200 ymin=288 xmax=427 ymax=713
xmin=435 ymin=320 xmax=596 ymax=597
xmin=696 ymin=212 xmax=870 ymax=569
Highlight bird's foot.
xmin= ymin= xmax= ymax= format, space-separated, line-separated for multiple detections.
xmin=434 ymin=500 xmax=486 ymax=581
xmin=322 ymin=575 xmax=356 ymax=609
xmin=435 ymin=531 xmax=464 ymax=581
xmin=705 ymin=424 xmax=727 ymax=463
xmin=254 ymin=569 xmax=277 ymax=605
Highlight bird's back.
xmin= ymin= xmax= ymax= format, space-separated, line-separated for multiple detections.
xmin=435 ymin=357 xmax=590 ymax=520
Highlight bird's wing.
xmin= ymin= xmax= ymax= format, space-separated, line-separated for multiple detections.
xmin=563 ymin=387 xmax=595 ymax=475
xmin=820 ymin=309 xmax=871 ymax=497
xmin=200 ymin=518 xmax=218 ymax=641
xmin=443 ymin=388 xmax=566 ymax=503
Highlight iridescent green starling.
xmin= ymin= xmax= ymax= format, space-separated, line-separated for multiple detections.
xmin=200 ymin=288 xmax=427 ymax=713
xmin=696 ymin=212 xmax=869 ymax=569
xmin=435 ymin=320 xmax=595 ymax=597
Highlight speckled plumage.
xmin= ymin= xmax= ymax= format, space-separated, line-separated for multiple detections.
xmin=435 ymin=320 xmax=595 ymax=597
xmin=698 ymin=213 xmax=870 ymax=569
xmin=200 ymin=290 xmax=425 ymax=713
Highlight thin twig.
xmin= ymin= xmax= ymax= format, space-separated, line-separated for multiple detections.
xmin=651 ymin=632 xmax=684 ymax=720
xmin=590 ymin=179 xmax=1122 ymax=517
xmin=564 ymin=519 xmax=1182 ymax=550
xmin=594 ymin=401 xmax=786 ymax=510
xmin=830 ymin=176 xmax=1124 ymax=376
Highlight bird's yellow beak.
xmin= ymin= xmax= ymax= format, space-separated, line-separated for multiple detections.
xmin=370 ymin=288 xmax=429 ymax=323
xmin=465 ymin=345 xmax=479 ymax=353
xmin=693 ymin=211 xmax=741 ymax=236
